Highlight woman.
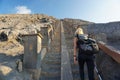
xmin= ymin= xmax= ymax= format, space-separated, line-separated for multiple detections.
xmin=73 ymin=27 xmax=95 ymax=80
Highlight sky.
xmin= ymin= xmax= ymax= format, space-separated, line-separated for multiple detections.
xmin=0 ymin=0 xmax=120 ymax=23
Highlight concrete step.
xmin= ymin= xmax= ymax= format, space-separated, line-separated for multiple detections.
xmin=73 ymin=78 xmax=80 ymax=80
xmin=40 ymin=72 xmax=60 ymax=80
xmin=72 ymin=76 xmax=80 ymax=80
xmin=41 ymin=52 xmax=61 ymax=77
xmin=40 ymin=25 xmax=61 ymax=80
xmin=41 ymin=62 xmax=61 ymax=68
xmin=72 ymin=72 xmax=80 ymax=79
xmin=41 ymin=65 xmax=61 ymax=72
xmin=43 ymin=59 xmax=61 ymax=65
xmin=41 ymin=70 xmax=60 ymax=77
xmin=40 ymin=76 xmax=60 ymax=80
xmin=45 ymin=53 xmax=61 ymax=59
xmin=40 ymin=52 xmax=61 ymax=80
xmin=71 ymin=63 xmax=80 ymax=80
xmin=72 ymin=69 xmax=79 ymax=74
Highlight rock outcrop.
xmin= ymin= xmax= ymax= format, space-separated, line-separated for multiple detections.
xmin=87 ymin=22 xmax=120 ymax=42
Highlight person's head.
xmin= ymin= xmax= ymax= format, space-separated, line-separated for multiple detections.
xmin=75 ymin=27 xmax=84 ymax=35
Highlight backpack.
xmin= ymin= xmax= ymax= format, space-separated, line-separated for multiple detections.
xmin=77 ymin=34 xmax=99 ymax=54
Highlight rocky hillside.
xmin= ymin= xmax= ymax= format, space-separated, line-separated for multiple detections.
xmin=0 ymin=14 xmax=57 ymax=56
xmin=0 ymin=14 xmax=57 ymax=39
xmin=87 ymin=22 xmax=120 ymax=42
xmin=62 ymin=18 xmax=93 ymax=38
xmin=0 ymin=14 xmax=59 ymax=80
xmin=63 ymin=18 xmax=120 ymax=45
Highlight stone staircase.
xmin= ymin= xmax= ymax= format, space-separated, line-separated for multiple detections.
xmin=40 ymin=25 xmax=61 ymax=80
xmin=40 ymin=21 xmax=100 ymax=80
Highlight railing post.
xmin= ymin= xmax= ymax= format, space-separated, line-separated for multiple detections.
xmin=40 ymin=25 xmax=53 ymax=51
xmin=61 ymin=21 xmax=73 ymax=80
xmin=40 ymin=27 xmax=49 ymax=49
xmin=22 ymin=34 xmax=42 ymax=80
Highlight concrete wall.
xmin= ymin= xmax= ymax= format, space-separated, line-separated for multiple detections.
xmin=96 ymin=51 xmax=120 ymax=80
xmin=95 ymin=42 xmax=120 ymax=80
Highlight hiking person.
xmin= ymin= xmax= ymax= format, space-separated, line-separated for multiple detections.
xmin=73 ymin=26 xmax=97 ymax=80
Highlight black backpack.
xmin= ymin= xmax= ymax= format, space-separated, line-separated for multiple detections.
xmin=77 ymin=34 xmax=99 ymax=54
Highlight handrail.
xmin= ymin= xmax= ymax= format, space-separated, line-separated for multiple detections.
xmin=98 ymin=41 xmax=120 ymax=63
xmin=61 ymin=21 xmax=73 ymax=80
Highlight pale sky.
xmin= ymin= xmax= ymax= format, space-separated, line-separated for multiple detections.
xmin=0 ymin=0 xmax=120 ymax=23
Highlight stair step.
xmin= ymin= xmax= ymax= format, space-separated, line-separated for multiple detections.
xmin=41 ymin=71 xmax=60 ymax=77
xmin=41 ymin=65 xmax=61 ymax=72
xmin=40 ymin=26 xmax=61 ymax=80
xmin=71 ymin=63 xmax=79 ymax=68
xmin=72 ymin=69 xmax=79 ymax=74
xmin=43 ymin=60 xmax=61 ymax=65
xmin=43 ymin=59 xmax=59 ymax=62
xmin=46 ymin=55 xmax=61 ymax=58
xmin=72 ymin=73 xmax=80 ymax=79
xmin=46 ymin=52 xmax=61 ymax=55
xmin=41 ymin=63 xmax=60 ymax=68
xmin=45 ymin=56 xmax=61 ymax=60
xmin=73 ymin=78 xmax=80 ymax=80
xmin=40 ymin=74 xmax=60 ymax=80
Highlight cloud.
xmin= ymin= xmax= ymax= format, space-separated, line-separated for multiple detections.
xmin=16 ymin=6 xmax=32 ymax=14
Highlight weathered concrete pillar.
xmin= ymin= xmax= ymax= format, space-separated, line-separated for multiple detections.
xmin=22 ymin=33 xmax=43 ymax=80
xmin=40 ymin=27 xmax=48 ymax=48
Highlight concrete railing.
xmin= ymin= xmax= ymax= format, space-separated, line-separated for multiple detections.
xmin=98 ymin=41 xmax=120 ymax=63
xmin=61 ymin=21 xmax=73 ymax=80
xmin=40 ymin=24 xmax=54 ymax=51
xmin=22 ymin=33 xmax=43 ymax=80
xmin=96 ymin=41 xmax=120 ymax=80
